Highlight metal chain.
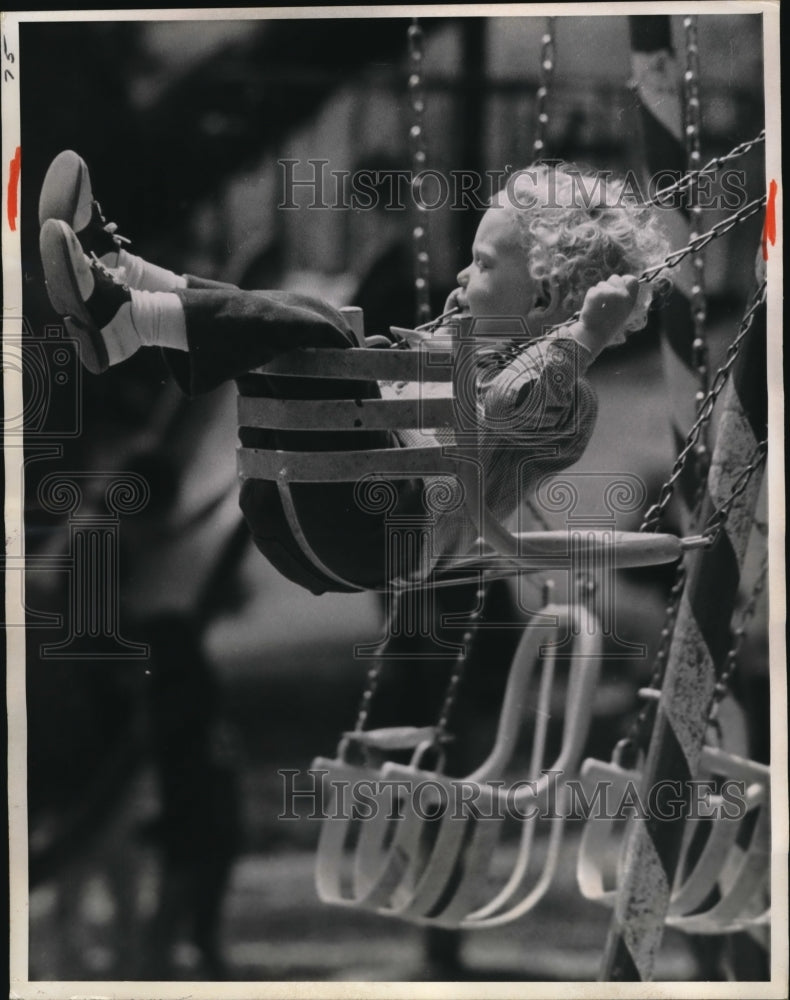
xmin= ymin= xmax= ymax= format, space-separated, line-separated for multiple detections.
xmin=433 ymin=585 xmax=487 ymax=742
xmin=708 ymin=549 xmax=769 ymax=727
xmin=646 ymin=130 xmax=765 ymax=208
xmin=701 ymin=438 xmax=768 ymax=547
xmin=682 ymin=15 xmax=710 ymax=484
xmin=619 ymin=427 xmax=767 ymax=760
xmin=352 ymin=598 xmax=399 ymax=733
xmin=639 ymin=195 xmax=767 ymax=282
xmin=614 ymin=561 xmax=688 ymax=768
xmin=352 ymin=583 xmax=489 ymax=751
xmin=531 ymin=17 xmax=556 ymax=160
xmin=640 ymin=279 xmax=766 ymax=532
xmin=407 ymin=18 xmax=432 ymax=326
xmin=542 ymin=196 xmax=768 ymax=340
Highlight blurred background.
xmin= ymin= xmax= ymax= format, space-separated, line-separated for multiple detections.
xmin=16 ymin=12 xmax=769 ymax=983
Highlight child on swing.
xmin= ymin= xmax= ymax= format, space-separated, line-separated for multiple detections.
xmin=38 ymin=151 xmax=669 ymax=594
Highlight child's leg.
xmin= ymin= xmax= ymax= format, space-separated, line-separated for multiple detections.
xmin=40 ymin=219 xmax=362 ymax=378
xmin=39 ymin=219 xmax=424 ymax=593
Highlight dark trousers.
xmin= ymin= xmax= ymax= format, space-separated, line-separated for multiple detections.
xmin=165 ymin=277 xmax=424 ymax=594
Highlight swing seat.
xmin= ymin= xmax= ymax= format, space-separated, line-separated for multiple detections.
xmin=236 ymin=308 xmax=696 ymax=591
xmin=576 ymin=746 xmax=770 ymax=934
xmin=256 ymin=308 xmax=701 ymax=928
xmin=312 ymin=598 xmax=602 ymax=928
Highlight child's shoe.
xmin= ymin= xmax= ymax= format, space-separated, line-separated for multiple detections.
xmin=40 ymin=218 xmax=141 ymax=374
xmin=38 ymin=150 xmax=130 ymax=262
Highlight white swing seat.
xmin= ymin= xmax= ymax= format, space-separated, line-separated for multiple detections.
xmin=312 ymin=599 xmax=602 ymax=927
xmin=576 ymin=746 xmax=770 ymax=934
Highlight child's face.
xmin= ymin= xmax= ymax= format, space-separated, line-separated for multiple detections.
xmin=456 ymin=203 xmax=538 ymax=329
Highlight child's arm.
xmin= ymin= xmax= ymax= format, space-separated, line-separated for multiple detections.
xmin=562 ymin=274 xmax=639 ymax=360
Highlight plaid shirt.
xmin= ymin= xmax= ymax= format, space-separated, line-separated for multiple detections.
xmin=384 ymin=334 xmax=598 ymax=575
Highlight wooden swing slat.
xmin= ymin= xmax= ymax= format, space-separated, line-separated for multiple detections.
xmin=251 ymin=347 xmax=454 ymax=381
xmin=238 ymin=393 xmax=456 ymax=432
xmin=238 ymin=443 xmax=453 ymax=481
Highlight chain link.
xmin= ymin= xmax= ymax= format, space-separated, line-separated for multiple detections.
xmin=640 ymin=279 xmax=766 ymax=532
xmin=682 ymin=15 xmax=710 ymax=483
xmin=638 ymin=195 xmax=767 ymax=282
xmin=542 ymin=196 xmax=768 ymax=341
xmin=615 ymin=561 xmax=688 ymax=768
xmin=645 ymin=131 xmax=765 ymax=208
xmin=352 ymin=584 xmax=487 ymax=753
xmin=352 ymin=600 xmax=398 ymax=733
xmin=701 ymin=438 xmax=768 ymax=547
xmin=531 ymin=18 xmax=556 ymax=160
xmin=434 ymin=586 xmax=487 ymax=742
xmin=407 ymin=18 xmax=432 ymax=326
xmin=620 ymin=434 xmax=767 ymax=757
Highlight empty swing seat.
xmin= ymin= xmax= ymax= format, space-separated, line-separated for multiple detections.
xmin=313 ymin=598 xmax=603 ymax=928
xmin=576 ymin=746 xmax=770 ymax=934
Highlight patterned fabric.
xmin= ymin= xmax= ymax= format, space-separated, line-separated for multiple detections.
xmin=384 ymin=333 xmax=599 ymax=575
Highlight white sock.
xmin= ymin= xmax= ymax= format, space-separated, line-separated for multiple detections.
xmin=101 ymin=302 xmax=143 ymax=367
xmin=129 ymin=290 xmax=188 ymax=351
xmin=99 ymin=248 xmax=187 ymax=292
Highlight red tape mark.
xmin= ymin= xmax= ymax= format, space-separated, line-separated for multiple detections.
xmin=7 ymin=146 xmax=21 ymax=232
xmin=761 ymin=178 xmax=777 ymax=261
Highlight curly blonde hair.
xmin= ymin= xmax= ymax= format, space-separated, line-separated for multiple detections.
xmin=497 ymin=163 xmax=671 ymax=333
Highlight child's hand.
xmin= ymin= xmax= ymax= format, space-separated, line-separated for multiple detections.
xmin=569 ymin=275 xmax=639 ymax=359
xmin=443 ymin=286 xmax=467 ymax=316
